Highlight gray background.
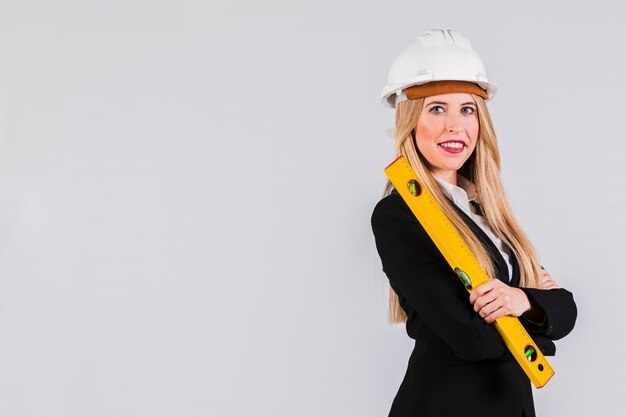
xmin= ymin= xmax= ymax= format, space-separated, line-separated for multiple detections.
xmin=0 ymin=1 xmax=621 ymax=416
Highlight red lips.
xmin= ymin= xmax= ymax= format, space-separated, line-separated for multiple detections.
xmin=438 ymin=140 xmax=466 ymax=154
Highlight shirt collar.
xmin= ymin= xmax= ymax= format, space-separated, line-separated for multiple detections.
xmin=433 ymin=174 xmax=479 ymax=214
xmin=457 ymin=175 xmax=478 ymax=201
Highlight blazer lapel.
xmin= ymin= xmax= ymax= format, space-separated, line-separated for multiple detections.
xmin=509 ymin=249 xmax=520 ymax=287
xmin=390 ymin=188 xmax=517 ymax=285
xmin=446 ymin=198 xmax=511 ymax=284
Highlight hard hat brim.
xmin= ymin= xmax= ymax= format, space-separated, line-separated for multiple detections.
xmin=381 ymin=79 xmax=498 ymax=108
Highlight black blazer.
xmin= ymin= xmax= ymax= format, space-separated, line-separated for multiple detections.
xmin=371 ymin=189 xmax=577 ymax=417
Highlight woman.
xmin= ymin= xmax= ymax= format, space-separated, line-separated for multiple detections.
xmin=371 ymin=30 xmax=577 ymax=417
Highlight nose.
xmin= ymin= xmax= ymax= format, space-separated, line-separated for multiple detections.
xmin=446 ymin=114 xmax=463 ymax=133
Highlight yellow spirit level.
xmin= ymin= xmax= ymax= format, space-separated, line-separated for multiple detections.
xmin=384 ymin=156 xmax=554 ymax=388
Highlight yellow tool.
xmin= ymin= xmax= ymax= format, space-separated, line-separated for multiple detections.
xmin=384 ymin=156 xmax=554 ymax=388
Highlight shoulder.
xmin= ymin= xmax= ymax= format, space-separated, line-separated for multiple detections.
xmin=371 ymin=191 xmax=407 ymax=228
xmin=370 ymin=190 xmax=429 ymax=241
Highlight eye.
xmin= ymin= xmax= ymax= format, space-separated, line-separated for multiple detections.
xmin=461 ymin=106 xmax=476 ymax=114
xmin=429 ymin=105 xmax=444 ymax=113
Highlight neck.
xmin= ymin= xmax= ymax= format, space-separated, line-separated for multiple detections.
xmin=432 ymin=171 xmax=457 ymax=186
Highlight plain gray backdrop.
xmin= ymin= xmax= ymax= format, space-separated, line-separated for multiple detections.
xmin=0 ymin=1 xmax=622 ymax=416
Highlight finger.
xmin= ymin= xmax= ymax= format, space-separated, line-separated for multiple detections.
xmin=474 ymin=290 xmax=499 ymax=313
xmin=542 ymin=279 xmax=560 ymax=289
xmin=478 ymin=297 xmax=505 ymax=318
xmin=469 ymin=279 xmax=498 ymax=304
xmin=484 ymin=306 xmax=508 ymax=324
xmin=484 ymin=293 xmax=518 ymax=322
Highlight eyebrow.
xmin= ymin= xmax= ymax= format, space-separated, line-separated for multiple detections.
xmin=425 ymin=101 xmax=477 ymax=106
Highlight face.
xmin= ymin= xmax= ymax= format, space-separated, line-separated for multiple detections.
xmin=414 ymin=93 xmax=479 ymax=183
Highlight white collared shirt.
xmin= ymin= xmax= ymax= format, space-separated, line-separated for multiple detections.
xmin=433 ymin=175 xmax=514 ymax=282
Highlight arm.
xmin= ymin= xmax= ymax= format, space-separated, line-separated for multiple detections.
xmin=515 ymin=265 xmax=577 ymax=340
xmin=460 ymin=243 xmax=577 ymax=341
xmin=371 ymin=194 xmax=513 ymax=361
xmin=519 ymin=287 xmax=577 ymax=340
xmin=468 ymin=278 xmax=576 ymax=343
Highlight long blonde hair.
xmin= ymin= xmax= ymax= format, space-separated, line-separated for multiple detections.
xmin=385 ymin=95 xmax=543 ymax=323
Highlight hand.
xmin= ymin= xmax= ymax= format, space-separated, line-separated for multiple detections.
xmin=540 ymin=267 xmax=560 ymax=289
xmin=469 ymin=279 xmax=531 ymax=324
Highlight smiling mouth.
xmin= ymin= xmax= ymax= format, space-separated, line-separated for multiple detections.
xmin=438 ymin=140 xmax=466 ymax=153
xmin=439 ymin=142 xmax=465 ymax=149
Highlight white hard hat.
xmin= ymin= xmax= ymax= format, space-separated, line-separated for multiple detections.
xmin=381 ymin=29 xmax=498 ymax=108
